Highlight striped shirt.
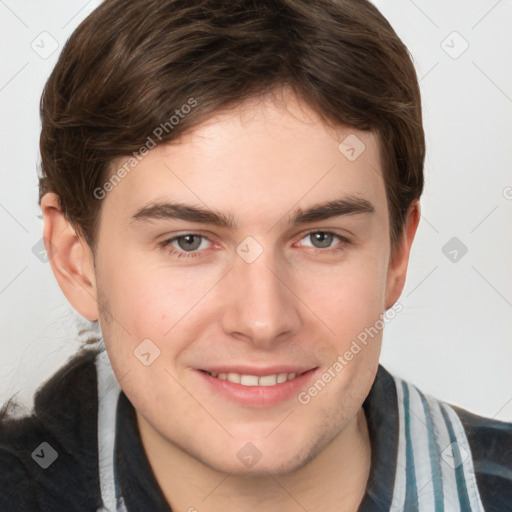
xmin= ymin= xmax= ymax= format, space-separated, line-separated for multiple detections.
xmin=1 ymin=344 xmax=511 ymax=511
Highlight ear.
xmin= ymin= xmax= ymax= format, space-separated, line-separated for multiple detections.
xmin=384 ymin=199 xmax=421 ymax=310
xmin=40 ymin=192 xmax=99 ymax=321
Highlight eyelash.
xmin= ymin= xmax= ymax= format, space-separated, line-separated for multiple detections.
xmin=158 ymin=230 xmax=351 ymax=259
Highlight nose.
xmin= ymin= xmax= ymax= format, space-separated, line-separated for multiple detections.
xmin=219 ymin=246 xmax=302 ymax=349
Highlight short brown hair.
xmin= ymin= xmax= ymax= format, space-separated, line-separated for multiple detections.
xmin=39 ymin=0 xmax=424 ymax=254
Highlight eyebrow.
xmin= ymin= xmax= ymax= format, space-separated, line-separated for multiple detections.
xmin=130 ymin=195 xmax=375 ymax=230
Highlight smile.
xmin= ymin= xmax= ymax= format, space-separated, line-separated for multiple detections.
xmin=197 ymin=367 xmax=319 ymax=407
xmin=204 ymin=371 xmax=303 ymax=386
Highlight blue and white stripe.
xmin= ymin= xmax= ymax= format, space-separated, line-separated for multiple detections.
xmin=390 ymin=376 xmax=485 ymax=512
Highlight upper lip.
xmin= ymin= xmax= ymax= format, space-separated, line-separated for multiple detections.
xmin=198 ymin=366 xmax=317 ymax=376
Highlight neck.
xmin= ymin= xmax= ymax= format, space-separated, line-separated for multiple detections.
xmin=136 ymin=408 xmax=371 ymax=512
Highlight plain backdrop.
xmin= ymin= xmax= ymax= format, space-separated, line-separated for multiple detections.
xmin=1 ymin=0 xmax=511 ymax=421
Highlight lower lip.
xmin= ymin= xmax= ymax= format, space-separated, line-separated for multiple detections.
xmin=196 ymin=368 xmax=319 ymax=407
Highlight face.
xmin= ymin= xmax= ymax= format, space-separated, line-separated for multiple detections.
xmin=91 ymin=89 xmax=397 ymax=475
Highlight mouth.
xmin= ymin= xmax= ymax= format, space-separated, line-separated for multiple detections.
xmin=196 ymin=366 xmax=319 ymax=407
xmin=200 ymin=370 xmax=307 ymax=387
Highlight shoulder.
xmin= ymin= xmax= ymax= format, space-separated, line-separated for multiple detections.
xmin=451 ymin=403 xmax=512 ymax=511
xmin=0 ymin=347 xmax=104 ymax=511
xmin=0 ymin=412 xmax=42 ymax=510
xmin=389 ymin=369 xmax=512 ymax=512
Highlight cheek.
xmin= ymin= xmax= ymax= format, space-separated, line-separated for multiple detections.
xmin=101 ymin=254 xmax=222 ymax=345
xmin=303 ymin=250 xmax=388 ymax=341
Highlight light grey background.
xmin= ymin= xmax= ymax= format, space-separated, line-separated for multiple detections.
xmin=1 ymin=0 xmax=511 ymax=420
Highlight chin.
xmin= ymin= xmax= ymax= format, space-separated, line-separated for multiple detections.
xmin=194 ymin=423 xmax=336 ymax=477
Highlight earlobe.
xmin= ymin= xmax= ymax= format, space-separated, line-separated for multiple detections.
xmin=384 ymin=200 xmax=421 ymax=310
xmin=40 ymin=192 xmax=100 ymax=321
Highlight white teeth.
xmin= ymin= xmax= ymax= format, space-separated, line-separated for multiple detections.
xmin=208 ymin=371 xmax=301 ymax=386
xmin=227 ymin=372 xmax=241 ymax=384
xmin=258 ymin=375 xmax=278 ymax=386
xmin=240 ymin=375 xmax=259 ymax=386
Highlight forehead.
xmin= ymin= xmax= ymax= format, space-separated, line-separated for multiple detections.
xmin=102 ymin=91 xmax=386 ymax=226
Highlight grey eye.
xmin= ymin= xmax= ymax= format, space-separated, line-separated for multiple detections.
xmin=308 ymin=232 xmax=334 ymax=249
xmin=176 ymin=234 xmax=203 ymax=251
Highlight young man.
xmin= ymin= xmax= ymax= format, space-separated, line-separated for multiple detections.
xmin=1 ymin=0 xmax=511 ymax=511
